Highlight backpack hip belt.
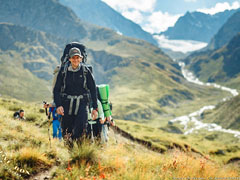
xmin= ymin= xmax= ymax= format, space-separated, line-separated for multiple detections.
xmin=61 ymin=94 xmax=84 ymax=115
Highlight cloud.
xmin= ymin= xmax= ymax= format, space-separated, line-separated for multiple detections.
xmin=142 ymin=11 xmax=181 ymax=34
xmin=102 ymin=0 xmax=180 ymax=34
xmin=101 ymin=0 xmax=156 ymax=12
xmin=197 ymin=1 xmax=240 ymax=15
xmin=122 ymin=10 xmax=144 ymax=24
xmin=154 ymin=35 xmax=207 ymax=53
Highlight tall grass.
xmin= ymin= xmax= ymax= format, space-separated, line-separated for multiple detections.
xmin=0 ymin=97 xmax=239 ymax=180
xmin=53 ymin=140 xmax=101 ymax=180
xmin=54 ymin=142 xmax=239 ymax=180
xmin=70 ymin=140 xmax=98 ymax=166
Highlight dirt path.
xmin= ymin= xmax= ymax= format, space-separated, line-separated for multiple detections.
xmin=28 ymin=166 xmax=57 ymax=180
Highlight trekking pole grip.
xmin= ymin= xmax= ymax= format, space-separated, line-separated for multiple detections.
xmin=43 ymin=101 xmax=48 ymax=116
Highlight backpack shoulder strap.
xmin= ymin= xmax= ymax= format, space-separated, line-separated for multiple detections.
xmin=61 ymin=62 xmax=70 ymax=93
xmin=82 ymin=64 xmax=89 ymax=91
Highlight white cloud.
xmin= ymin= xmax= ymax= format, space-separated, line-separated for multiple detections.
xmin=101 ymin=0 xmax=156 ymax=13
xmin=142 ymin=11 xmax=181 ymax=34
xmin=102 ymin=0 xmax=180 ymax=34
xmin=154 ymin=35 xmax=207 ymax=53
xmin=122 ymin=10 xmax=144 ymax=24
xmin=197 ymin=1 xmax=240 ymax=15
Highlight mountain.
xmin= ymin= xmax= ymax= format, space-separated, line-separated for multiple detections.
xmin=58 ymin=0 xmax=158 ymax=46
xmin=0 ymin=22 xmax=183 ymax=120
xmin=202 ymin=94 xmax=240 ymax=130
xmin=0 ymin=0 xmax=89 ymax=40
xmin=184 ymin=32 xmax=240 ymax=89
xmin=208 ymin=10 xmax=240 ymax=50
xmin=0 ymin=0 xmax=228 ymax=122
xmin=161 ymin=9 xmax=238 ymax=43
xmin=0 ymin=22 xmax=64 ymax=101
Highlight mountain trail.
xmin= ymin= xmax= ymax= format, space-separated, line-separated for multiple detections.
xmin=28 ymin=166 xmax=57 ymax=180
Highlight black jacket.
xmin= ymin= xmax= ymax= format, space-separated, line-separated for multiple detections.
xmin=13 ymin=111 xmax=25 ymax=120
xmin=53 ymin=64 xmax=98 ymax=109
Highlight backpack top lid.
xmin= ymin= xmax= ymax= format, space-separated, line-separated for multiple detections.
xmin=61 ymin=42 xmax=87 ymax=64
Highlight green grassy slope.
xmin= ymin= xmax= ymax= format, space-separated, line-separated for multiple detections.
xmin=202 ymin=95 xmax=240 ymax=130
xmin=0 ymin=97 xmax=239 ymax=179
xmin=0 ymin=23 xmax=66 ymax=101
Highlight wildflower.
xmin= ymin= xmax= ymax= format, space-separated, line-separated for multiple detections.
xmin=67 ymin=161 xmax=72 ymax=171
xmin=100 ymin=173 xmax=106 ymax=179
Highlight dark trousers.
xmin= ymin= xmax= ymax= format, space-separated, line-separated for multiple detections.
xmin=61 ymin=99 xmax=88 ymax=141
xmin=87 ymin=118 xmax=102 ymax=139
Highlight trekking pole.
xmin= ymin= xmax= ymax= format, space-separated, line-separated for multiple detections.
xmin=87 ymin=105 xmax=96 ymax=144
xmin=110 ymin=118 xmax=118 ymax=144
xmin=88 ymin=120 xmax=96 ymax=143
xmin=43 ymin=101 xmax=52 ymax=148
xmin=90 ymin=123 xmax=94 ymax=143
xmin=47 ymin=113 xmax=52 ymax=148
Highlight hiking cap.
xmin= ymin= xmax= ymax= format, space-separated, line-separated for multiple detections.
xmin=69 ymin=47 xmax=83 ymax=58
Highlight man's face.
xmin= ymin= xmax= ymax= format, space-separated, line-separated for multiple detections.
xmin=69 ymin=55 xmax=82 ymax=69
xmin=20 ymin=112 xmax=24 ymax=118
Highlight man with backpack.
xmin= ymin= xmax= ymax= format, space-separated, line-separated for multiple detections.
xmin=13 ymin=109 xmax=25 ymax=120
xmin=53 ymin=45 xmax=98 ymax=145
xmin=43 ymin=103 xmax=62 ymax=140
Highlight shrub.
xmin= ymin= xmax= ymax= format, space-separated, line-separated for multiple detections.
xmin=70 ymin=140 xmax=98 ymax=166
xmin=15 ymin=147 xmax=51 ymax=176
xmin=16 ymin=125 xmax=23 ymax=132
xmin=25 ymin=114 xmax=38 ymax=122
xmin=8 ymin=104 xmax=22 ymax=112
xmin=39 ymin=108 xmax=45 ymax=113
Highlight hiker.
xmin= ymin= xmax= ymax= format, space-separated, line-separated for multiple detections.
xmin=101 ymin=116 xmax=114 ymax=143
xmin=87 ymin=99 xmax=104 ymax=141
xmin=101 ymin=103 xmax=115 ymax=143
xmin=87 ymin=95 xmax=114 ymax=143
xmin=53 ymin=47 xmax=98 ymax=144
xmin=97 ymin=85 xmax=115 ymax=143
xmin=43 ymin=103 xmax=62 ymax=139
xmin=13 ymin=109 xmax=25 ymax=120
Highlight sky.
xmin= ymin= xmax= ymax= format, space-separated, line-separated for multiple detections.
xmin=101 ymin=0 xmax=240 ymax=34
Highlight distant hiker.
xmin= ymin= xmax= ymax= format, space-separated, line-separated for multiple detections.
xmin=87 ymin=99 xmax=104 ymax=141
xmin=101 ymin=104 xmax=115 ymax=143
xmin=13 ymin=109 xmax=25 ymax=120
xmin=43 ymin=103 xmax=62 ymax=139
xmin=53 ymin=46 xmax=98 ymax=145
xmin=88 ymin=97 xmax=114 ymax=143
xmin=97 ymin=85 xmax=115 ymax=143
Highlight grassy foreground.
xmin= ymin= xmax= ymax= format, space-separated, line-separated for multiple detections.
xmin=0 ymin=97 xmax=239 ymax=179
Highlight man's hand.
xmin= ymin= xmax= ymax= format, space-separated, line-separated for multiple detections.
xmin=106 ymin=116 xmax=115 ymax=126
xmin=106 ymin=116 xmax=111 ymax=122
xmin=91 ymin=109 xmax=98 ymax=120
xmin=43 ymin=103 xmax=49 ymax=109
xmin=57 ymin=106 xmax=64 ymax=116
xmin=99 ymin=118 xmax=105 ymax=124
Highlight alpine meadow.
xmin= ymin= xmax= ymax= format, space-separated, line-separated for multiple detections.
xmin=0 ymin=0 xmax=240 ymax=179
